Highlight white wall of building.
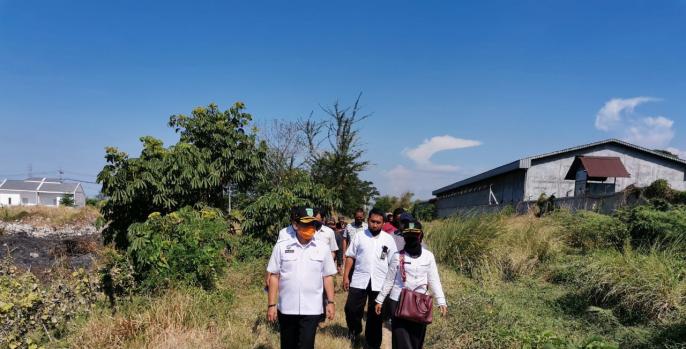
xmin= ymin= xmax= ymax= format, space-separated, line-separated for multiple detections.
xmin=525 ymin=143 xmax=686 ymax=200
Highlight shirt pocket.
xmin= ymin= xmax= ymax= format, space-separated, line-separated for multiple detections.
xmin=307 ymin=251 xmax=325 ymax=275
xmin=280 ymin=252 xmax=298 ymax=275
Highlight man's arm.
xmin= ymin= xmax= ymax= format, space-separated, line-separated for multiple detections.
xmin=267 ymin=273 xmax=279 ymax=322
xmin=323 ymin=275 xmax=335 ymax=320
xmin=342 ymin=256 xmax=354 ymax=291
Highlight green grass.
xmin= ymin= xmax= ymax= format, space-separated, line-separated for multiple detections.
xmin=20 ymin=208 xmax=686 ymax=348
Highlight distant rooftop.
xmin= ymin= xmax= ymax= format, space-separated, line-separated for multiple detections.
xmin=0 ymin=178 xmax=81 ymax=193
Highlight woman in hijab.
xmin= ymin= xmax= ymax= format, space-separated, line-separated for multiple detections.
xmin=374 ymin=220 xmax=447 ymax=349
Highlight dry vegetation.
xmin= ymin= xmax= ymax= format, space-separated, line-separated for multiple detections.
xmin=0 ymin=205 xmax=101 ymax=227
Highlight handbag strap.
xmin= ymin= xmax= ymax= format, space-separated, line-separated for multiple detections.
xmin=399 ymin=250 xmax=407 ymax=283
xmin=399 ymin=250 xmax=429 ymax=294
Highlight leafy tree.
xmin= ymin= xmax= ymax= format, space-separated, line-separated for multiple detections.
xmin=374 ymin=195 xmax=397 ymax=213
xmin=412 ymin=200 xmax=437 ymax=221
xmin=60 ymin=194 xmax=75 ymax=207
xmin=307 ymin=94 xmax=379 ymax=214
xmin=373 ymin=192 xmax=414 ymax=213
xmin=98 ymin=103 xmax=267 ymax=249
xmin=242 ymin=169 xmax=340 ymax=240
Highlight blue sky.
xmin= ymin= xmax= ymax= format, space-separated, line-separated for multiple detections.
xmin=1 ymin=0 xmax=685 ymax=198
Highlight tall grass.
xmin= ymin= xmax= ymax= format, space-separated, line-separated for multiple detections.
xmin=426 ymin=214 xmax=564 ymax=282
xmin=569 ymin=247 xmax=686 ymax=322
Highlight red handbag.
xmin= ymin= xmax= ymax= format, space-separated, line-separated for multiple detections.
xmin=394 ymin=251 xmax=434 ymax=324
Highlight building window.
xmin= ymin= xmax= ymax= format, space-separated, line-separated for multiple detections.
xmin=8 ymin=198 xmax=11 ymax=205
xmin=22 ymin=198 xmax=28 ymax=205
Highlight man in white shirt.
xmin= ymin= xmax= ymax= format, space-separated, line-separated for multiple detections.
xmin=266 ymin=207 xmax=337 ymax=349
xmin=343 ymin=208 xmax=398 ymax=349
xmin=276 ymin=208 xmax=338 ymax=261
xmin=342 ymin=208 xmax=368 ymax=252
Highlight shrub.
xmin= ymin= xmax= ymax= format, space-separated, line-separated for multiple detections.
xmin=619 ymin=205 xmax=686 ymax=248
xmin=643 ymin=179 xmax=673 ymax=201
xmin=227 ymin=234 xmax=272 ymax=262
xmin=561 ymin=211 xmax=629 ymax=252
xmin=126 ymin=207 xmax=230 ymax=292
xmin=0 ymin=258 xmax=97 ymax=349
xmin=98 ymin=246 xmax=137 ymax=306
xmin=60 ymin=194 xmax=75 ymax=207
xmin=569 ymin=248 xmax=686 ymax=322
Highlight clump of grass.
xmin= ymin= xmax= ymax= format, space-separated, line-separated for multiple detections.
xmin=426 ymin=214 xmax=564 ymax=282
xmin=569 ymin=247 xmax=686 ymax=322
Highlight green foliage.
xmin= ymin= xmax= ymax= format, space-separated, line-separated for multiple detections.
xmin=374 ymin=192 xmax=415 ymax=214
xmin=126 ymin=207 xmax=230 ymax=292
xmin=98 ymin=246 xmax=137 ymax=305
xmin=617 ymin=204 xmax=686 ymax=248
xmin=517 ymin=331 xmax=618 ymax=349
xmin=373 ymin=195 xmax=395 ymax=213
xmin=536 ymin=193 xmax=557 ymax=217
xmin=97 ymin=102 xmax=266 ymax=249
xmin=565 ymin=248 xmax=686 ymax=322
xmin=241 ymin=169 xmax=339 ymax=240
xmin=643 ymin=179 xmax=673 ymax=201
xmin=227 ymin=234 xmax=273 ymax=262
xmin=412 ymin=200 xmax=437 ymax=221
xmin=60 ymin=194 xmax=75 ymax=207
xmin=0 ymin=259 xmax=97 ymax=349
xmin=561 ymin=211 xmax=629 ymax=252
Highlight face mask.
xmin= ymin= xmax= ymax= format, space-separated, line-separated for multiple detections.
xmin=299 ymin=225 xmax=316 ymax=240
xmin=403 ymin=233 xmax=422 ymax=255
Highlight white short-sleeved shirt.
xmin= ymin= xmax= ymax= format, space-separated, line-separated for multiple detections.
xmin=266 ymin=239 xmax=337 ymax=315
xmin=276 ymin=225 xmax=338 ymax=253
xmin=345 ymin=229 xmax=398 ymax=291
xmin=375 ymin=248 xmax=447 ymax=306
xmin=343 ymin=222 xmax=368 ymax=242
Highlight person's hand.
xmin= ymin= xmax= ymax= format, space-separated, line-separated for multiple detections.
xmin=374 ymin=303 xmax=382 ymax=316
xmin=326 ymin=303 xmax=335 ymax=320
xmin=343 ymin=277 xmax=350 ymax=291
xmin=438 ymin=305 xmax=448 ymax=317
xmin=267 ymin=306 xmax=277 ymax=323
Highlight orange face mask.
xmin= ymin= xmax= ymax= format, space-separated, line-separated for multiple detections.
xmin=299 ymin=225 xmax=316 ymax=240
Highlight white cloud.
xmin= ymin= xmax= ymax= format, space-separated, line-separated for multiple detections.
xmin=403 ymin=135 xmax=481 ymax=172
xmin=626 ymin=116 xmax=675 ymax=148
xmin=380 ymin=135 xmax=482 ymax=198
xmin=595 ymin=97 xmax=677 ymax=149
xmin=595 ymin=96 xmax=659 ymax=131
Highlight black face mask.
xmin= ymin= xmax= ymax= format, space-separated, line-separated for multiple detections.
xmin=403 ymin=234 xmax=422 ymax=256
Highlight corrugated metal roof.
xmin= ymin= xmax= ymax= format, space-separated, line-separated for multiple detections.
xmin=0 ymin=180 xmax=41 ymax=191
xmin=564 ymin=156 xmax=630 ymax=180
xmin=0 ymin=178 xmax=80 ymax=193
xmin=39 ymin=182 xmax=79 ymax=193
xmin=433 ymin=138 xmax=686 ymax=196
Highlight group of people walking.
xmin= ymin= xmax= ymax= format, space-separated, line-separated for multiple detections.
xmin=266 ymin=206 xmax=447 ymax=349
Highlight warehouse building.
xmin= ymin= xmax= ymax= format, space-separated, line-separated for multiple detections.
xmin=432 ymin=139 xmax=686 ymax=217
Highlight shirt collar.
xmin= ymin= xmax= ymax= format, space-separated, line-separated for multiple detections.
xmin=287 ymin=237 xmax=318 ymax=249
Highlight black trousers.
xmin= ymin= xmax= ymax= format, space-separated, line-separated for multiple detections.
xmin=387 ymin=298 xmax=426 ymax=349
xmin=278 ymin=312 xmax=320 ymax=349
xmin=345 ymin=282 xmax=382 ymax=349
